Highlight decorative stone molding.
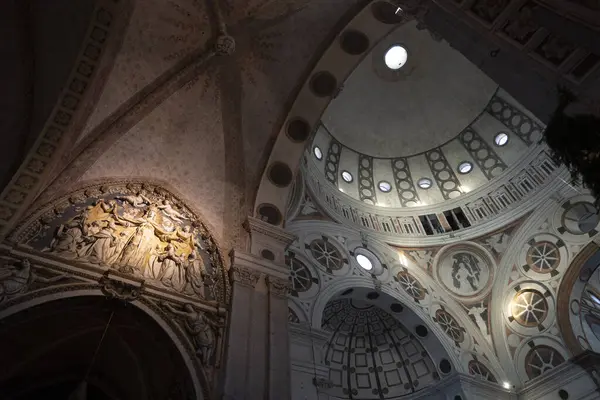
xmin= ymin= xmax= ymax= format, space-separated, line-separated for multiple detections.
xmin=0 ymin=0 xmax=132 ymax=239
xmin=303 ymin=146 xmax=567 ymax=246
xmin=230 ymin=249 xmax=289 ymax=282
xmin=7 ymin=180 xmax=230 ymax=304
xmin=244 ymin=216 xmax=297 ymax=264
xmin=99 ymin=271 xmax=144 ymax=302
xmin=266 ymin=276 xmax=289 ymax=298
xmin=230 ymin=265 xmax=261 ymax=288
xmin=0 ymin=245 xmax=225 ymax=399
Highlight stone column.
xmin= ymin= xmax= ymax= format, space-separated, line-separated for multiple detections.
xmin=221 ymin=217 xmax=296 ymax=400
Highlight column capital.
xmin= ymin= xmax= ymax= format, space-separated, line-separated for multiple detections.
xmin=266 ymin=276 xmax=290 ymax=298
xmin=230 ymin=265 xmax=262 ymax=288
xmin=230 ymin=249 xmax=288 ymax=281
xmin=243 ymin=216 xmax=297 ymax=264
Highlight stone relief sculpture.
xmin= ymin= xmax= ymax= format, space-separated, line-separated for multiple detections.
xmin=0 ymin=258 xmax=67 ymax=304
xmin=163 ymin=302 xmax=224 ymax=366
xmin=468 ymin=302 xmax=491 ymax=343
xmin=451 ymin=253 xmax=482 ymax=292
xmin=19 ymin=183 xmax=227 ymax=302
xmin=484 ymin=232 xmax=510 ymax=256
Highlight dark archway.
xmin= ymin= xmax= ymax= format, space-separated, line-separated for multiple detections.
xmin=0 ymin=296 xmax=196 ymax=399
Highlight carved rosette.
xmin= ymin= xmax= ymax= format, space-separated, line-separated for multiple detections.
xmin=231 ymin=265 xmax=261 ymax=288
xmin=266 ymin=276 xmax=290 ymax=298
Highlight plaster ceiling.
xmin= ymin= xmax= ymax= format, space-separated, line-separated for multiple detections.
xmin=323 ymin=20 xmax=498 ymax=158
xmin=322 ymin=297 xmax=443 ymax=398
xmin=47 ymin=0 xmax=366 ymax=250
xmin=309 ymin=21 xmax=544 ymax=210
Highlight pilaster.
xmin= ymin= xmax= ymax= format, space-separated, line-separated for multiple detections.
xmin=221 ymin=217 xmax=296 ymax=400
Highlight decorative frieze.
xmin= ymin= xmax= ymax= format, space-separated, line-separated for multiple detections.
xmin=266 ymin=276 xmax=290 ymax=298
xmin=231 ymin=265 xmax=261 ymax=288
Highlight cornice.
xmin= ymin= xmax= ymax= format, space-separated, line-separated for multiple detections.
xmin=244 ymin=216 xmax=297 ymax=246
xmin=289 ymin=324 xmax=332 ymax=344
xmin=230 ymin=249 xmax=288 ymax=281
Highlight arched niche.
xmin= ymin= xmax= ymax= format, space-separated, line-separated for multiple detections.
xmin=0 ymin=291 xmax=204 ymax=399
xmin=311 ymin=279 xmax=460 ymax=374
xmin=8 ymin=179 xmax=230 ymax=304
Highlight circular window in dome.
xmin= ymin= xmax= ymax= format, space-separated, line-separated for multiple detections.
xmin=313 ymin=146 xmax=323 ymax=160
xmin=561 ymin=202 xmax=599 ymax=235
xmin=309 ymin=239 xmax=344 ymax=271
xmin=353 ymin=247 xmax=383 ymax=275
xmin=356 ymin=254 xmax=373 ymax=271
xmin=378 ymin=181 xmax=392 ymax=192
xmin=510 ymin=289 xmax=548 ymax=327
xmin=494 ymin=132 xmax=509 ymax=147
xmin=458 ymin=161 xmax=473 ymax=174
xmin=384 ymin=45 xmax=408 ymax=70
xmin=526 ymin=241 xmax=560 ymax=274
xmin=286 ymin=255 xmax=313 ymax=293
xmin=341 ymin=170 xmax=353 ymax=183
xmin=468 ymin=360 xmax=497 ymax=383
xmin=525 ymin=345 xmax=565 ymax=379
xmin=417 ymin=178 xmax=433 ymax=189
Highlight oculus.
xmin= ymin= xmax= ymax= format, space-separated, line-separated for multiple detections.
xmin=468 ymin=360 xmax=497 ymax=383
xmin=525 ymin=345 xmax=565 ymax=379
xmin=526 ymin=241 xmax=560 ymax=274
xmin=458 ymin=161 xmax=473 ymax=174
xmin=353 ymin=247 xmax=382 ymax=274
xmin=511 ymin=289 xmax=548 ymax=327
xmin=309 ymin=239 xmax=344 ymax=271
xmin=384 ymin=45 xmax=408 ymax=70
xmin=435 ymin=309 xmax=464 ymax=343
xmin=494 ymin=132 xmax=509 ymax=146
xmin=417 ymin=178 xmax=433 ymax=189
xmin=397 ymin=270 xmax=426 ymax=300
xmin=341 ymin=170 xmax=353 ymax=183
xmin=313 ymin=146 xmax=323 ymax=160
xmin=286 ymin=254 xmax=313 ymax=293
xmin=561 ymin=202 xmax=599 ymax=235
xmin=356 ymin=254 xmax=373 ymax=271
xmin=378 ymin=181 xmax=392 ymax=192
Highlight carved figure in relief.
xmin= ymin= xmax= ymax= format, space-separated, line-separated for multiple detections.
xmin=116 ymin=192 xmax=151 ymax=208
xmin=116 ymin=208 xmax=167 ymax=274
xmin=451 ymin=253 xmax=482 ymax=291
xmin=49 ymin=220 xmax=84 ymax=256
xmin=0 ymin=259 xmax=67 ymax=303
xmin=158 ymin=199 xmax=185 ymax=222
xmin=163 ymin=302 xmax=223 ymax=365
xmin=410 ymin=250 xmax=432 ymax=269
xmin=484 ymin=232 xmax=510 ymax=256
xmin=42 ymin=193 xmax=218 ymax=299
xmin=468 ymin=303 xmax=490 ymax=339
xmin=157 ymin=243 xmax=185 ymax=290
xmin=182 ymin=251 xmax=207 ymax=297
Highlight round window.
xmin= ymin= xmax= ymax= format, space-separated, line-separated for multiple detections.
xmin=458 ymin=161 xmax=473 ymax=174
xmin=356 ymin=254 xmax=373 ymax=271
xmin=417 ymin=178 xmax=433 ymax=189
xmin=313 ymin=146 xmax=323 ymax=160
xmin=341 ymin=170 xmax=353 ymax=183
xmin=378 ymin=181 xmax=392 ymax=192
xmin=353 ymin=247 xmax=383 ymax=275
xmin=384 ymin=45 xmax=408 ymax=70
xmin=494 ymin=132 xmax=509 ymax=146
